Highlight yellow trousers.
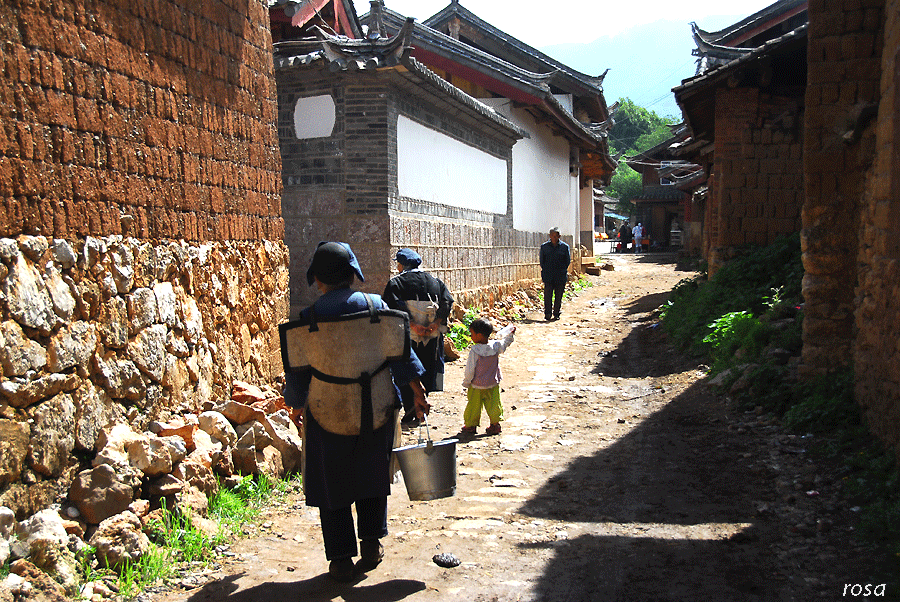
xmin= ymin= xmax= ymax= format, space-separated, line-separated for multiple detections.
xmin=464 ymin=385 xmax=503 ymax=427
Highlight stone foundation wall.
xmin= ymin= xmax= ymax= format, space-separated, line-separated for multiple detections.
xmin=0 ymin=235 xmax=289 ymax=517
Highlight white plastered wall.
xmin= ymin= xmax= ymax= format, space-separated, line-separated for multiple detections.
xmin=396 ymin=115 xmax=508 ymax=213
xmin=480 ymin=99 xmax=579 ymax=239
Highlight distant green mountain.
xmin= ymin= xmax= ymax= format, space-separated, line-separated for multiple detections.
xmin=540 ymin=15 xmax=748 ymax=121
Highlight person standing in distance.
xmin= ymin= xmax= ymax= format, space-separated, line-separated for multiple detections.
xmin=632 ymin=222 xmax=644 ymax=254
xmin=539 ymin=227 xmax=570 ymax=321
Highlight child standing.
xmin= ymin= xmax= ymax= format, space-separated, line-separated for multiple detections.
xmin=461 ymin=318 xmax=516 ymax=436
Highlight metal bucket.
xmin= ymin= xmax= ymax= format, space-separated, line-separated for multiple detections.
xmin=393 ymin=419 xmax=458 ymax=501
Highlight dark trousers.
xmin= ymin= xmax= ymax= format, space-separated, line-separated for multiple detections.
xmin=544 ymin=281 xmax=565 ymax=319
xmin=319 ymin=497 xmax=388 ymax=560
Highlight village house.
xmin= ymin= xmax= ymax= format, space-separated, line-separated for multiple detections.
xmin=669 ymin=0 xmax=900 ymax=459
xmin=671 ymin=0 xmax=808 ymax=271
xmin=624 ymin=124 xmax=704 ymax=252
xmin=269 ymin=0 xmax=617 ymax=310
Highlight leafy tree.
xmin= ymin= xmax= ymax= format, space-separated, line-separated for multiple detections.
xmin=605 ymin=163 xmax=641 ymax=214
xmin=607 ymin=98 xmax=675 ymax=155
xmin=604 ymin=98 xmax=679 ymax=212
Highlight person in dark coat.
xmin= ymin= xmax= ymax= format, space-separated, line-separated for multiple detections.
xmin=618 ymin=223 xmax=632 ymax=253
xmin=539 ymin=227 xmax=571 ymax=321
xmin=284 ymin=242 xmax=429 ymax=582
xmin=382 ymin=248 xmax=454 ymax=427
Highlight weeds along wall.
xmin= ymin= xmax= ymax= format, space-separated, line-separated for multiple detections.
xmin=0 ymin=0 xmax=289 ymax=516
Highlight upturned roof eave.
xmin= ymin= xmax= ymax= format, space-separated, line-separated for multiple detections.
xmin=674 ymin=23 xmax=808 ymax=100
xmin=421 ymin=2 xmax=608 ymax=96
xmin=368 ymin=8 xmax=609 ymax=151
xmin=690 ymin=0 xmax=808 ymax=46
xmin=273 ymin=22 xmax=527 ymax=142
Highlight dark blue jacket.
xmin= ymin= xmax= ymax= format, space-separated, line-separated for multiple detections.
xmin=540 ymin=239 xmax=571 ymax=285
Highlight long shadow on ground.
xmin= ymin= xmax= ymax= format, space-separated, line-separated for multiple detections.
xmin=180 ymin=573 xmax=426 ymax=601
xmin=520 ymin=286 xmax=778 ymax=600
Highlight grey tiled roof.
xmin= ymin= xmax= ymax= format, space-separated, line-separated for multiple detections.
xmin=273 ymin=22 xmax=527 ymax=140
xmin=674 ymin=23 xmax=808 ymax=97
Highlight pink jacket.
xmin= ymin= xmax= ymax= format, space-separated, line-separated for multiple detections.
xmin=462 ymin=325 xmax=516 ymax=389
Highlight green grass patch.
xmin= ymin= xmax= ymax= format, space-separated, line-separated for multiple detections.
xmin=77 ymin=472 xmax=300 ymax=599
xmin=447 ymin=308 xmax=479 ymax=351
xmin=660 ymin=232 xmax=803 ymax=354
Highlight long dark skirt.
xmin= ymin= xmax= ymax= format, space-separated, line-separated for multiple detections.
xmin=303 ymin=409 xmax=395 ymax=510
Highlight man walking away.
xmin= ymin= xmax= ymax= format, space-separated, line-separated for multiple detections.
xmin=539 ymin=227 xmax=570 ymax=321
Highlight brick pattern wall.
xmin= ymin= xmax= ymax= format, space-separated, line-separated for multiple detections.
xmin=0 ymin=0 xmax=283 ymax=241
xmin=802 ymin=0 xmax=884 ymax=375
xmin=854 ymin=0 xmax=900 ymax=452
xmin=708 ymin=87 xmax=803 ymax=271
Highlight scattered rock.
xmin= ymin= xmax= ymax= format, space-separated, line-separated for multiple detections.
xmin=89 ymin=511 xmax=150 ymax=570
xmin=433 ymin=552 xmax=461 ymax=568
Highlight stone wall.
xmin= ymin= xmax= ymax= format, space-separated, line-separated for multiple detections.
xmin=708 ymin=87 xmax=804 ymax=272
xmin=0 ymin=235 xmax=289 ymax=517
xmin=853 ymin=0 xmax=900 ymax=452
xmin=0 ymin=0 xmax=288 ymax=516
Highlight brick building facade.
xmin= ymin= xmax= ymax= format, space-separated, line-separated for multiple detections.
xmin=674 ymin=23 xmax=807 ymax=272
xmin=0 ymin=0 xmax=288 ymax=515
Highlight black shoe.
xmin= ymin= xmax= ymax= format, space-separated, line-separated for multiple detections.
xmin=355 ymin=540 xmax=384 ymax=574
xmin=544 ymin=316 xmax=552 ymax=321
xmin=329 ymin=558 xmax=355 ymax=582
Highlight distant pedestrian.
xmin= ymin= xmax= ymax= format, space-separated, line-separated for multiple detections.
xmin=618 ymin=223 xmax=632 ymax=253
xmin=539 ymin=227 xmax=570 ymax=321
xmin=460 ymin=318 xmax=516 ymax=437
xmin=632 ymin=223 xmax=644 ymax=254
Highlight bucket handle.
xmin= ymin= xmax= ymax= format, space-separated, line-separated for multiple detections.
xmin=417 ymin=414 xmax=434 ymax=455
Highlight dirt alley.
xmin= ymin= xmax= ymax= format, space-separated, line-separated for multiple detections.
xmin=152 ymin=253 xmax=877 ymax=602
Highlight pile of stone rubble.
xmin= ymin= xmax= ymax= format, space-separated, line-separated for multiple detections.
xmin=0 ymin=380 xmax=301 ymax=601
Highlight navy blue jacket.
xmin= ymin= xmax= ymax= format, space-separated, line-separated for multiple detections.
xmin=539 ymin=239 xmax=571 ymax=285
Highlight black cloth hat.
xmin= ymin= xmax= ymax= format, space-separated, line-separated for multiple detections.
xmin=306 ymin=241 xmax=365 ymax=286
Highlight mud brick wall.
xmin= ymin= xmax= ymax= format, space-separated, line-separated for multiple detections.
xmin=277 ymin=66 xmax=546 ymax=314
xmin=0 ymin=0 xmax=290 ymax=515
xmin=708 ymin=87 xmax=803 ymax=271
xmin=853 ymin=0 xmax=900 ymax=454
xmin=802 ymin=0 xmax=884 ymax=376
xmin=0 ymin=0 xmax=283 ymax=241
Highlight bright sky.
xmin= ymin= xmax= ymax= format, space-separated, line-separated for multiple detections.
xmin=352 ymin=0 xmax=779 ymax=46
